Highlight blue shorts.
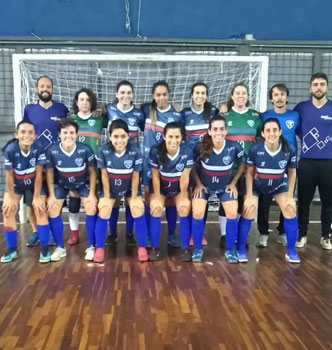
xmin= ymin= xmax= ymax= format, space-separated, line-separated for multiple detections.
xmin=6 ymin=183 xmax=48 ymax=206
xmin=100 ymin=188 xmax=142 ymax=199
xmin=252 ymin=180 xmax=289 ymax=197
xmin=142 ymin=159 xmax=152 ymax=186
xmin=196 ymin=188 xmax=235 ymax=202
xmin=54 ymin=184 xmax=90 ymax=200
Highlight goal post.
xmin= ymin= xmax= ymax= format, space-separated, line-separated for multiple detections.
xmin=13 ymin=53 xmax=269 ymax=126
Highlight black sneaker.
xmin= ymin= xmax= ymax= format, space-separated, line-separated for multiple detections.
xmin=180 ymin=248 xmax=192 ymax=262
xmin=149 ymin=247 xmax=161 ymax=261
xmin=219 ymin=235 xmax=226 ymax=248
xmin=105 ymin=232 xmax=117 ymax=245
xmin=126 ymin=234 xmax=137 ymax=246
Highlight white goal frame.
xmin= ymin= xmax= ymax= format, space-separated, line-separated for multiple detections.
xmin=13 ymin=53 xmax=269 ymax=126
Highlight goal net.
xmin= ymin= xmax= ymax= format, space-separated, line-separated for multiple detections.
xmin=13 ymin=53 xmax=269 ymax=212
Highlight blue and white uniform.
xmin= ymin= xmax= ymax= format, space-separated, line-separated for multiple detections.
xmin=182 ymin=106 xmax=218 ymax=150
xmin=106 ymin=103 xmax=145 ymax=145
xmin=96 ymin=143 xmax=143 ymax=198
xmin=23 ymin=102 xmax=68 ymax=149
xmin=247 ymin=141 xmax=297 ymax=195
xmin=195 ymin=140 xmax=246 ymax=201
xmin=142 ymin=104 xmax=183 ymax=185
xmin=3 ymin=140 xmax=46 ymax=195
xmin=149 ymin=143 xmax=193 ymax=196
xmin=46 ymin=141 xmax=96 ymax=198
xmin=261 ymin=109 xmax=300 ymax=152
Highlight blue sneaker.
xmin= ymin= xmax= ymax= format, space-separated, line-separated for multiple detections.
xmin=167 ymin=233 xmax=180 ymax=248
xmin=39 ymin=251 xmax=51 ymax=263
xmin=237 ymin=250 xmax=248 ymax=263
xmin=1 ymin=250 xmax=19 ymax=263
xmin=285 ymin=251 xmax=301 ymax=264
xmin=225 ymin=249 xmax=238 ymax=263
xmin=26 ymin=232 xmax=39 ymax=246
xmin=192 ymin=248 xmax=203 ymax=262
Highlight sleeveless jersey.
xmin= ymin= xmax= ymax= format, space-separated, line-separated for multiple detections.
xmin=46 ymin=141 xmax=96 ymax=189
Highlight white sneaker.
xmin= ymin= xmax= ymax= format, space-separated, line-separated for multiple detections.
xmin=277 ymin=234 xmax=287 ymax=246
xmin=295 ymin=236 xmax=307 ymax=248
xmin=51 ymin=247 xmax=66 ymax=261
xmin=256 ymin=235 xmax=268 ymax=247
xmin=320 ymin=237 xmax=332 ymax=250
xmin=85 ymin=246 xmax=95 ymax=261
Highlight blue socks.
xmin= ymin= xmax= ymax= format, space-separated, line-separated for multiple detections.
xmin=49 ymin=216 xmax=64 ymax=248
xmin=237 ymin=217 xmax=252 ymax=254
xmin=284 ymin=217 xmax=298 ymax=254
xmin=166 ymin=205 xmax=177 ymax=235
xmin=192 ymin=218 xmax=204 ymax=249
xmin=95 ymin=216 xmax=109 ymax=248
xmin=109 ymin=207 xmax=119 ymax=234
xmin=86 ymin=214 xmax=97 ymax=247
xmin=4 ymin=230 xmax=17 ymax=250
xmin=134 ymin=214 xmax=148 ymax=247
xmin=150 ymin=216 xmax=161 ymax=248
xmin=144 ymin=205 xmax=151 ymax=238
xmin=38 ymin=224 xmax=50 ymax=247
xmin=179 ymin=216 xmax=191 ymax=249
xmin=225 ymin=218 xmax=238 ymax=250
xmin=125 ymin=205 xmax=134 ymax=235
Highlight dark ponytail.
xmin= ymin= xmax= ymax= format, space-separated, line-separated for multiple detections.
xmin=191 ymin=82 xmax=216 ymax=122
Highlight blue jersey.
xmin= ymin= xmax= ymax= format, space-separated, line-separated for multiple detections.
xmin=294 ymin=100 xmax=332 ymax=159
xmin=96 ymin=143 xmax=143 ymax=198
xmin=23 ymin=101 xmax=68 ymax=149
xmin=142 ymin=104 xmax=183 ymax=159
xmin=195 ymin=140 xmax=246 ymax=192
xmin=262 ymin=109 xmax=300 ymax=152
xmin=149 ymin=143 xmax=193 ymax=196
xmin=247 ymin=141 xmax=297 ymax=194
xmin=106 ymin=103 xmax=145 ymax=144
xmin=46 ymin=142 xmax=96 ymax=190
xmin=3 ymin=140 xmax=46 ymax=191
xmin=182 ymin=106 xmax=218 ymax=149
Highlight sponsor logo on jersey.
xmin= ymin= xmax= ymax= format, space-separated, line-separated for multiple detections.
xmin=118 ymin=191 xmax=127 ymax=197
xmin=78 ymin=149 xmax=85 ymax=154
xmin=223 ymin=156 xmax=231 ymax=165
xmin=124 ymin=160 xmax=133 ymax=169
xmin=321 ymin=115 xmax=332 ymax=120
xmin=286 ymin=120 xmax=294 ymax=129
xmin=260 ymin=162 xmax=265 ymax=166
xmin=257 ymin=151 xmax=265 ymax=155
xmin=29 ymin=159 xmax=36 ymax=167
xmin=291 ymin=156 xmax=296 ymax=162
xmin=247 ymin=120 xmax=255 ymax=127
xmin=88 ymin=119 xmax=96 ymax=127
xmin=57 ymin=161 xmax=62 ymax=166
xmin=176 ymin=163 xmax=184 ymax=172
xmin=75 ymin=158 xmax=83 ymax=167
xmin=17 ymin=163 xmax=21 ymax=169
xmin=279 ymin=160 xmax=287 ymax=169
xmin=181 ymin=155 xmax=187 ymax=160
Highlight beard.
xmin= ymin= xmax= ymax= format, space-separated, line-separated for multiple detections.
xmin=311 ymin=91 xmax=326 ymax=100
xmin=38 ymin=91 xmax=52 ymax=103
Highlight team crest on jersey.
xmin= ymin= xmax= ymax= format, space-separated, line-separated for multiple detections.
xmin=128 ymin=118 xmax=135 ymax=126
xmin=247 ymin=120 xmax=255 ymax=127
xmin=75 ymin=158 xmax=83 ymax=167
xmin=29 ymin=159 xmax=36 ymax=167
xmin=88 ymin=119 xmax=96 ymax=127
xmin=286 ymin=120 xmax=294 ymax=129
xmin=279 ymin=160 xmax=287 ymax=169
xmin=223 ymin=156 xmax=231 ymax=165
xmin=124 ymin=160 xmax=133 ymax=169
xmin=176 ymin=163 xmax=184 ymax=172
xmin=227 ymin=121 xmax=233 ymax=127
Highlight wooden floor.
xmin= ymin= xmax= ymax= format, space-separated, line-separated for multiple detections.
xmin=1 ymin=212 xmax=332 ymax=350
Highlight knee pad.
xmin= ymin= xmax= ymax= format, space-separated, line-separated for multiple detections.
xmin=68 ymin=197 xmax=81 ymax=213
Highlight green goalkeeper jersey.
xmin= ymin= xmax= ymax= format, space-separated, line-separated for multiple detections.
xmin=68 ymin=114 xmax=108 ymax=155
xmin=224 ymin=107 xmax=262 ymax=154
